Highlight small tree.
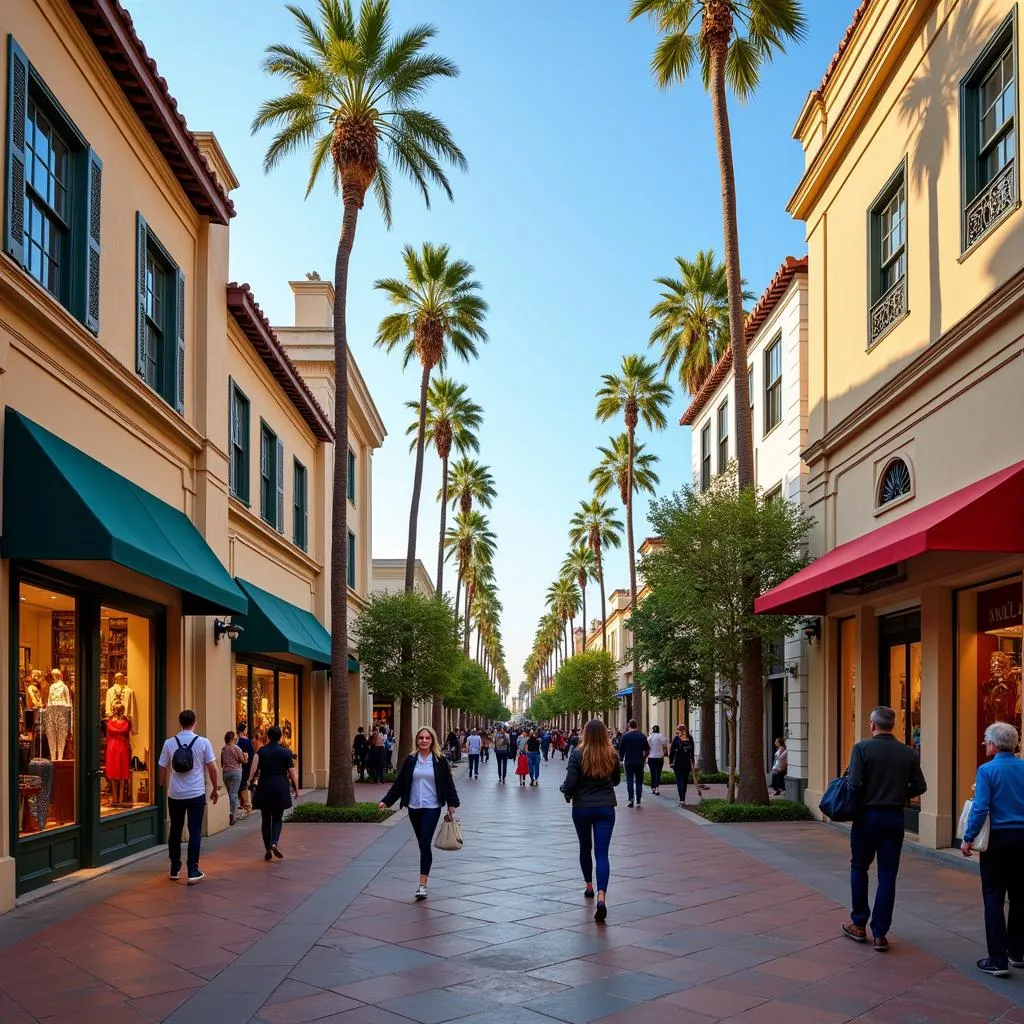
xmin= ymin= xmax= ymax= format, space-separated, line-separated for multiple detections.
xmin=554 ymin=650 xmax=620 ymax=725
xmin=354 ymin=592 xmax=462 ymax=751
xmin=646 ymin=468 xmax=812 ymax=802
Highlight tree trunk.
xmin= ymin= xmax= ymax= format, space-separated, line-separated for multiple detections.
xmin=737 ymin=634 xmax=769 ymax=804
xmin=698 ymin=699 xmax=719 ymax=774
xmin=727 ymin=683 xmax=738 ymax=804
xmin=398 ymin=695 xmax=414 ymax=760
xmin=580 ymin=582 xmax=587 ymax=654
xmin=454 ymin=563 xmax=463 ymax=637
xmin=568 ymin=614 xmax=575 ymax=657
xmin=405 ymin=364 xmax=432 ymax=591
xmin=327 ymin=199 xmax=360 ymax=808
xmin=625 ymin=424 xmax=643 ymax=732
xmin=432 ymin=455 xmax=450 ymax=738
xmin=464 ymin=583 xmax=473 ymax=656
xmin=596 ymin=545 xmax=608 ymax=651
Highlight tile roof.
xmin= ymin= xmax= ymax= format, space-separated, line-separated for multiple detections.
xmin=679 ymin=255 xmax=808 ymax=427
xmin=816 ymin=0 xmax=873 ymax=99
xmin=226 ymin=284 xmax=335 ymax=443
xmin=68 ymin=0 xmax=235 ymax=224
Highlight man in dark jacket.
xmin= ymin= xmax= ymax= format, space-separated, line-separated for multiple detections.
xmin=842 ymin=706 xmax=927 ymax=951
xmin=618 ymin=719 xmax=650 ymax=808
xmin=352 ymin=726 xmax=369 ymax=781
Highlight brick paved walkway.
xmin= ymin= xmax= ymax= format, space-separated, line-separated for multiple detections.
xmin=0 ymin=756 xmax=1022 ymax=1023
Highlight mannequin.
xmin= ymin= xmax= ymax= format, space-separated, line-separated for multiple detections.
xmin=982 ymin=651 xmax=1020 ymax=730
xmin=104 ymin=699 xmax=132 ymax=806
xmin=105 ymin=673 xmax=138 ymax=735
xmin=25 ymin=670 xmax=43 ymax=710
xmin=42 ymin=670 xmax=72 ymax=760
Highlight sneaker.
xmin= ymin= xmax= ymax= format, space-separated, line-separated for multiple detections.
xmin=414 ymin=884 xmax=428 ymax=901
xmin=977 ymin=958 xmax=1010 ymax=977
xmin=187 ymin=869 xmax=205 ymax=885
xmin=169 ymin=865 xmax=181 ymax=881
xmin=1010 ymin=955 xmax=1024 ymax=969
xmin=872 ymin=936 xmax=889 ymax=952
xmin=627 ymin=800 xmax=634 ymax=808
xmin=841 ymin=921 xmax=867 ymax=943
xmin=679 ymin=801 xmax=686 ymax=808
xmin=583 ymin=888 xmax=595 ymax=898
xmin=594 ymin=900 xmax=607 ymax=923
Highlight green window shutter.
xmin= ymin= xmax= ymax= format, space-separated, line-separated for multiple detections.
xmin=5 ymin=37 xmax=29 ymax=267
xmin=135 ymin=212 xmax=148 ymax=376
xmin=275 ymin=437 xmax=284 ymax=532
xmin=302 ymin=477 xmax=308 ymax=549
xmin=174 ymin=268 xmax=185 ymax=414
xmin=241 ymin=400 xmax=250 ymax=501
xmin=228 ymin=377 xmax=237 ymax=497
xmin=83 ymin=149 xmax=102 ymax=334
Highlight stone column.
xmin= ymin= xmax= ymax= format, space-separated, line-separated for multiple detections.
xmin=919 ymin=586 xmax=953 ymax=848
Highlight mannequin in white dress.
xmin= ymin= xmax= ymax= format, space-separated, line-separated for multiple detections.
xmin=43 ymin=670 xmax=72 ymax=760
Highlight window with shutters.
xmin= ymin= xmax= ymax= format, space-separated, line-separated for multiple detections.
xmin=4 ymin=36 xmax=102 ymax=333
xmin=868 ymin=160 xmax=908 ymax=345
xmin=347 ymin=530 xmax=356 ymax=589
xmin=293 ymin=459 xmax=308 ymax=550
xmin=135 ymin=213 xmax=184 ymax=413
xmin=347 ymin=447 xmax=356 ymax=504
xmin=699 ymin=422 xmax=711 ymax=493
xmin=764 ymin=336 xmax=783 ymax=435
xmin=228 ymin=380 xmax=250 ymax=503
xmin=716 ymin=398 xmax=729 ymax=475
xmin=259 ymin=422 xmax=284 ymax=531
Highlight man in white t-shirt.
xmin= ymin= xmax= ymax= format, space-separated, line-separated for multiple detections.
xmin=157 ymin=709 xmax=218 ymax=884
xmin=466 ymin=729 xmax=482 ymax=779
xmin=647 ymin=725 xmax=669 ymax=796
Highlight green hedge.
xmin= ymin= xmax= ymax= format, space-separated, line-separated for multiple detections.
xmin=691 ymin=798 xmax=813 ymax=823
xmin=356 ymin=771 xmax=398 ymax=784
xmin=644 ymin=769 xmax=735 ymax=786
xmin=288 ymin=802 xmax=393 ymax=824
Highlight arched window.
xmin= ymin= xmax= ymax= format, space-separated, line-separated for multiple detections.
xmin=878 ymin=457 xmax=912 ymax=507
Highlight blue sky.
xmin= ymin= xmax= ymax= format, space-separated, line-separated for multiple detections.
xmin=129 ymin=0 xmax=859 ymax=690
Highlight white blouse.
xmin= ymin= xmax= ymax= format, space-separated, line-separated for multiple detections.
xmin=409 ymin=754 xmax=440 ymax=809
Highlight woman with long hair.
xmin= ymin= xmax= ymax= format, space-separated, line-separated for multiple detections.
xmin=560 ymin=719 xmax=620 ymax=922
xmin=669 ymin=724 xmax=696 ymax=807
xmin=249 ymin=725 xmax=299 ymax=860
xmin=379 ymin=726 xmax=460 ymax=901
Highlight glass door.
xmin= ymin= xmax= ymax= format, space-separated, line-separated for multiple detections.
xmin=880 ymin=611 xmax=922 ymax=832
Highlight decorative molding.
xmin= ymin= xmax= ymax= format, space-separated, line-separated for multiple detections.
xmin=869 ymin=277 xmax=908 ymax=345
xmin=964 ymin=160 xmax=1018 ymax=252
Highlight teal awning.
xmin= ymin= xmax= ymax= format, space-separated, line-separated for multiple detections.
xmin=614 ymin=686 xmax=633 ymax=698
xmin=232 ymin=578 xmax=332 ymax=667
xmin=349 ymin=656 xmax=359 ymax=673
xmin=2 ymin=410 xmax=246 ymax=615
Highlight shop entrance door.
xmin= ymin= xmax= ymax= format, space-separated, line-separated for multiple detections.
xmin=879 ymin=611 xmax=922 ymax=833
xmin=766 ymin=677 xmax=785 ymax=773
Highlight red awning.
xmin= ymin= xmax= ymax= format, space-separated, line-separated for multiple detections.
xmin=755 ymin=460 xmax=1024 ymax=616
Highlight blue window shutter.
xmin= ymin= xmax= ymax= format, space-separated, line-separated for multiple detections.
xmin=135 ymin=212 xmax=147 ymax=376
xmin=276 ymin=437 xmax=284 ymax=532
xmin=228 ymin=378 xmax=237 ymax=496
xmin=83 ymin=149 xmax=102 ymax=334
xmin=5 ymin=37 xmax=29 ymax=267
xmin=174 ymin=268 xmax=185 ymax=414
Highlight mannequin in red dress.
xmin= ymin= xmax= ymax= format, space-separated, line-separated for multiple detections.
xmin=105 ymin=701 xmax=132 ymax=806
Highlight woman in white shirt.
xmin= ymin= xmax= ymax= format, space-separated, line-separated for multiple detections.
xmin=647 ymin=725 xmax=669 ymax=795
xmin=379 ymin=727 xmax=460 ymax=901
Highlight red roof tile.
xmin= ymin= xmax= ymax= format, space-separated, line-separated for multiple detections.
xmin=816 ymin=0 xmax=872 ymax=99
xmin=68 ymin=0 xmax=234 ymax=224
xmin=226 ymin=284 xmax=335 ymax=442
xmin=680 ymin=255 xmax=808 ymax=427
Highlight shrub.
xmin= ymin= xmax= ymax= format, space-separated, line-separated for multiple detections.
xmin=691 ymin=799 xmax=813 ymax=823
xmin=288 ymin=802 xmax=393 ymax=824
xmin=644 ymin=769 xmax=736 ymax=786
xmin=356 ymin=771 xmax=398 ymax=784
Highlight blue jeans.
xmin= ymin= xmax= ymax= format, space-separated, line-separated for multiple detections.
xmin=850 ymin=808 xmax=905 ymax=938
xmin=979 ymin=828 xmax=1024 ymax=966
xmin=168 ymin=795 xmax=206 ymax=872
xmin=408 ymin=806 xmax=443 ymax=877
xmin=572 ymin=805 xmax=615 ymax=893
xmin=495 ymin=752 xmax=508 ymax=780
xmin=624 ymin=763 xmax=644 ymax=803
xmin=223 ymin=770 xmax=242 ymax=816
xmin=527 ymin=751 xmax=541 ymax=780
xmin=468 ymin=753 xmax=480 ymax=776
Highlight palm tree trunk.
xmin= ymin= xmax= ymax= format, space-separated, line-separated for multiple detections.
xmin=596 ymin=545 xmax=608 ymax=651
xmin=625 ymin=424 xmax=643 ymax=732
xmin=579 ymin=582 xmax=587 ymax=655
xmin=568 ymin=614 xmax=575 ymax=657
xmin=464 ymin=583 xmax=473 ymax=656
xmin=432 ymin=456 xmax=450 ymax=738
xmin=454 ymin=562 xmax=464 ymax=635
xmin=405 ymin=363 xmax=432 ymax=591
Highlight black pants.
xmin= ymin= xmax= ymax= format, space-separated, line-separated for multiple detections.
xmin=850 ymin=808 xmax=905 ymax=939
xmin=354 ymin=753 xmax=366 ymax=778
xmin=624 ymin=763 xmax=644 ymax=803
xmin=980 ymin=828 xmax=1024 ymax=966
xmin=261 ymin=808 xmax=284 ymax=850
xmin=468 ymin=753 xmax=480 ymax=777
xmin=495 ymin=752 xmax=508 ymax=780
xmin=408 ymin=806 xmax=442 ymax=877
xmin=168 ymin=795 xmax=206 ymax=871
xmin=673 ymin=765 xmax=691 ymax=803
xmin=648 ymin=757 xmax=664 ymax=790
xmin=367 ymin=748 xmax=386 ymax=782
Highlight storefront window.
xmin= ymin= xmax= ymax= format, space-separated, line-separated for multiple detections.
xmin=17 ymin=583 xmax=77 ymax=835
xmin=252 ymin=666 xmax=275 ymax=748
xmin=99 ymin=607 xmax=154 ymax=815
xmin=236 ymin=661 xmax=302 ymax=766
xmin=839 ymin=618 xmax=857 ymax=771
xmin=279 ymin=671 xmax=298 ymax=754
xmin=235 ymin=663 xmax=249 ymax=732
xmin=880 ymin=611 xmax=923 ymax=827
xmin=956 ymin=579 xmax=1022 ymax=832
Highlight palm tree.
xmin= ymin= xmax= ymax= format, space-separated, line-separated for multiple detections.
xmin=561 ymin=542 xmax=597 ymax=656
xmin=462 ymin=552 xmax=494 ymax=657
xmin=405 ymin=378 xmax=482 ymax=597
xmin=590 ymin=434 xmax=660 ymax=508
xmin=376 ymin=243 xmax=488 ymax=593
xmin=596 ymin=355 xmax=672 ymax=732
xmin=253 ymin=0 xmax=466 ymax=807
xmin=447 ymin=457 xmax=496 ymax=517
xmin=568 ymin=498 xmax=622 ymax=653
xmin=444 ymin=510 xmax=495 ymax=639
xmin=629 ymin=0 xmax=806 ymax=800
xmin=547 ymin=577 xmax=582 ymax=662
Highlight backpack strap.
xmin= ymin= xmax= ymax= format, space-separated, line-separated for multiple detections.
xmin=186 ymin=736 xmax=199 ymax=751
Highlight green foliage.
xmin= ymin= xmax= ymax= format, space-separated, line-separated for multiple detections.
xmin=691 ymin=799 xmax=813 ymax=823
xmin=444 ymin=656 xmax=505 ymax=719
xmin=288 ymin=802 xmax=393 ymax=823
xmin=552 ymin=650 xmax=620 ymax=715
xmin=354 ymin=591 xmax=462 ymax=704
xmin=595 ymin=354 xmax=673 ymax=432
xmin=528 ymin=690 xmax=559 ymax=723
xmin=590 ymin=435 xmax=660 ymax=507
xmin=644 ymin=769 xmax=735 ymax=786
xmin=406 ymin=377 xmax=482 ymax=458
xmin=356 ymin=771 xmax=398 ymax=784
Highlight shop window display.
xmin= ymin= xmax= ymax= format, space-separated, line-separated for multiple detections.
xmin=236 ymin=661 xmax=302 ymax=767
xmin=838 ymin=618 xmax=857 ymax=771
xmin=278 ymin=671 xmax=298 ymax=753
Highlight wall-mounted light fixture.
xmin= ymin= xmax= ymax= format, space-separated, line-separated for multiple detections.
xmin=802 ymin=617 xmax=821 ymax=646
xmin=213 ymin=618 xmax=244 ymax=645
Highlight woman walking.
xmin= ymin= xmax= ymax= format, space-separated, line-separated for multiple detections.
xmin=669 ymin=724 xmax=696 ymax=807
xmin=220 ymin=730 xmax=247 ymax=825
xmin=647 ymin=725 xmax=667 ymax=796
xmin=770 ymin=738 xmax=788 ymax=796
xmin=526 ymin=729 xmax=542 ymax=786
xmin=560 ymin=719 xmax=619 ymax=922
xmin=250 ymin=725 xmax=299 ymax=860
xmin=379 ymin=727 xmax=460 ymax=901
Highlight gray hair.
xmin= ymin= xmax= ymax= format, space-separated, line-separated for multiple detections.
xmin=984 ymin=722 xmax=1019 ymax=753
xmin=870 ymin=706 xmax=896 ymax=731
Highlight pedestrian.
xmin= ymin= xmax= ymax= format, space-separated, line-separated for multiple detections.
xmin=770 ymin=738 xmax=788 ymax=796
xmin=367 ymin=726 xmax=387 ymax=783
xmin=515 ymin=744 xmax=530 ymax=786
xmin=526 ymin=729 xmax=542 ymax=785
xmin=961 ymin=721 xmax=1024 ymax=978
xmin=567 ymin=728 xmax=580 ymax=754
xmin=842 ymin=705 xmax=927 ymax=952
xmin=378 ymin=726 xmax=460 ymax=901
xmin=236 ymin=722 xmax=255 ymax=816
xmin=493 ymin=725 xmax=510 ymax=783
xmin=647 ymin=725 xmax=667 ymax=796
xmin=481 ymin=729 xmax=491 ymax=763
xmin=560 ymin=719 xmax=620 ymax=923
xmin=249 ymin=725 xmax=299 ymax=861
xmin=618 ymin=719 xmax=649 ymax=808
xmin=157 ymin=709 xmax=218 ymax=884
xmin=352 ymin=726 xmax=369 ymax=782
xmin=669 ymin=724 xmax=696 ymax=807
xmin=467 ymin=728 xmax=482 ymax=779
xmin=220 ymin=730 xmax=247 ymax=825
xmin=541 ymin=728 xmax=551 ymax=761
xmin=384 ymin=728 xmax=394 ymax=772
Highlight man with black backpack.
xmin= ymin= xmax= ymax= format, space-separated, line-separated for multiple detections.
xmin=157 ymin=709 xmax=218 ymax=884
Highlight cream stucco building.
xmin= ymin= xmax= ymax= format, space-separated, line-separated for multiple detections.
xmin=758 ymin=0 xmax=1024 ymax=848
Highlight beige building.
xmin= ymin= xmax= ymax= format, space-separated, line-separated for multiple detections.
xmin=0 ymin=0 xmax=381 ymax=906
xmin=758 ymin=0 xmax=1024 ymax=848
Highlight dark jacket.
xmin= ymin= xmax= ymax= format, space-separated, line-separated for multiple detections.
xmin=848 ymin=733 xmax=927 ymax=811
xmin=560 ymin=749 xmax=620 ymax=807
xmin=618 ymin=729 xmax=649 ymax=766
xmin=381 ymin=752 xmax=460 ymax=810
xmin=669 ymin=736 xmax=695 ymax=771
